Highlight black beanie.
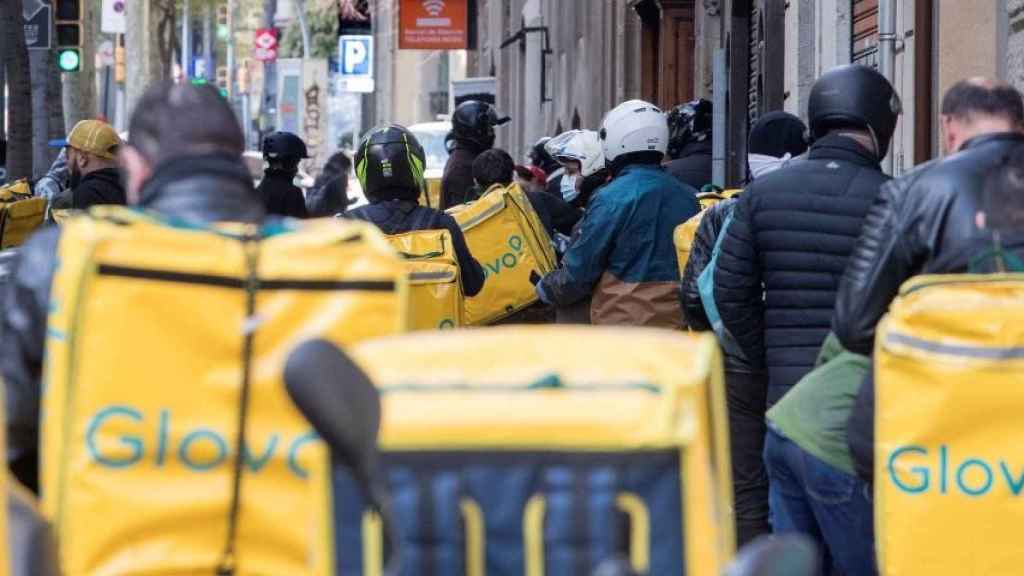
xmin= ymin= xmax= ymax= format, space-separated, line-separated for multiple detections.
xmin=748 ymin=111 xmax=809 ymax=158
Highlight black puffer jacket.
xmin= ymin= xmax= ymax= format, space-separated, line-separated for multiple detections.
xmin=665 ymin=140 xmax=713 ymax=190
xmin=714 ymin=135 xmax=889 ymax=405
xmin=834 ymin=132 xmax=1024 ymax=355
xmin=1 ymin=154 xmax=265 ymax=491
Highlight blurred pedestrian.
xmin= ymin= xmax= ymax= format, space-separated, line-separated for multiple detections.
xmin=544 ymin=129 xmax=610 ymax=209
xmin=745 ymin=111 xmax=809 ymax=180
xmin=347 ymin=124 xmax=484 ymax=297
xmin=528 ymin=136 xmax=565 ymax=198
xmin=514 ymin=163 xmax=547 ymax=195
xmin=665 ymin=99 xmax=714 ymax=189
xmin=48 ymin=119 xmax=125 ymax=210
xmin=306 ymin=151 xmax=351 ymax=217
xmin=1 ymin=81 xmax=263 ymax=491
xmin=713 ymin=64 xmax=902 ymax=576
xmin=258 ymin=131 xmax=309 ymax=218
xmin=440 ymin=100 xmax=509 ymax=209
xmin=834 ymin=78 xmax=1024 ymax=482
xmin=536 ymin=100 xmax=700 ymax=328
xmin=678 ymin=111 xmax=808 ymax=548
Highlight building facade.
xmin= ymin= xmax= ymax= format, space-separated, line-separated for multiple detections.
xmin=459 ymin=0 xmax=1024 ymax=186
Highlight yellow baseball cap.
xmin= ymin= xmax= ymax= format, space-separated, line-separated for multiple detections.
xmin=59 ymin=119 xmax=122 ymax=161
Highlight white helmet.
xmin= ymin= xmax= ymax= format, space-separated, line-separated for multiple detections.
xmin=544 ymin=130 xmax=605 ymax=177
xmin=599 ymin=100 xmax=669 ymax=164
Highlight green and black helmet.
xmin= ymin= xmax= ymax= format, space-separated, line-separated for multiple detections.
xmin=354 ymin=124 xmax=426 ymax=202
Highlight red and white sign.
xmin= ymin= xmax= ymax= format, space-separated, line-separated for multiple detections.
xmin=399 ymin=0 xmax=469 ymax=50
xmin=253 ymin=28 xmax=279 ymax=62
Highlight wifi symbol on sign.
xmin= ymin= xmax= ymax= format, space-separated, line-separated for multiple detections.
xmin=422 ymin=0 xmax=445 ymax=16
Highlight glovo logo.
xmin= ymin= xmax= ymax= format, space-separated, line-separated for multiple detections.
xmin=85 ymin=405 xmax=319 ymax=479
xmin=482 ymin=235 xmax=525 ymax=278
xmin=888 ymin=444 xmax=1024 ymax=497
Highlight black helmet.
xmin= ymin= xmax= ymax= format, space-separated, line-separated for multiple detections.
xmin=262 ymin=131 xmax=309 ymax=161
xmin=667 ymin=99 xmax=713 ymax=159
xmin=451 ymin=100 xmax=510 ymax=150
xmin=354 ymin=124 xmax=425 ymax=202
xmin=808 ymin=64 xmax=902 ymax=158
xmin=529 ymin=136 xmax=559 ymax=174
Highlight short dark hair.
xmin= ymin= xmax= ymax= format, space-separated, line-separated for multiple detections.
xmin=941 ymin=79 xmax=1024 ymax=126
xmin=473 ymin=148 xmax=515 ymax=191
xmin=128 ymin=81 xmax=245 ymax=166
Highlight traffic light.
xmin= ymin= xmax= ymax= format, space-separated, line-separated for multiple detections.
xmin=216 ymin=66 xmax=230 ymax=96
xmin=55 ymin=0 xmax=82 ymax=72
xmin=216 ymin=4 xmax=230 ymax=41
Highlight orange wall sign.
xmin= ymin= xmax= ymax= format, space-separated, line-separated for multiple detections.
xmin=399 ymin=0 xmax=469 ymax=50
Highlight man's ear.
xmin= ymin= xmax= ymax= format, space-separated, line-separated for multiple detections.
xmin=118 ymin=145 xmax=153 ymax=205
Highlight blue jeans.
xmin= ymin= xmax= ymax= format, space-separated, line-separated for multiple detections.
xmin=764 ymin=427 xmax=877 ymax=576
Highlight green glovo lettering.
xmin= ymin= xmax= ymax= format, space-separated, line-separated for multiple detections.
xmin=482 ymin=235 xmax=526 ymax=278
xmin=85 ymin=405 xmax=317 ymax=478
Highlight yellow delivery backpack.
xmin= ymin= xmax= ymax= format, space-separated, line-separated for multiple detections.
xmin=385 ymin=229 xmax=464 ymax=330
xmin=447 ymin=183 xmax=557 ymax=325
xmin=0 ymin=180 xmax=46 ymax=249
xmin=335 ymin=326 xmax=735 ymax=576
xmin=875 ymin=274 xmax=1024 ymax=575
xmin=41 ymin=207 xmax=409 ymax=575
xmin=419 ymin=177 xmax=442 ymax=209
xmin=673 ymin=190 xmax=740 ymax=277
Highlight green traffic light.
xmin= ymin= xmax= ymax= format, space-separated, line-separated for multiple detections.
xmin=57 ymin=49 xmax=81 ymax=72
xmin=217 ymin=25 xmax=230 ymax=40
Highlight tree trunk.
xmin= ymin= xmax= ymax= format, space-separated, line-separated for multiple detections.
xmin=295 ymin=0 xmax=311 ymax=59
xmin=126 ymin=0 xmax=164 ymax=114
xmin=30 ymin=25 xmax=64 ymax=179
xmin=1 ymin=0 xmax=34 ymax=180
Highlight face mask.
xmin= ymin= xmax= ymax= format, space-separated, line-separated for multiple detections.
xmin=560 ymin=174 xmax=579 ymax=203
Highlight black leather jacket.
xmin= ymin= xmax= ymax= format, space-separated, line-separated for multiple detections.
xmin=1 ymin=153 xmax=264 ymax=490
xmin=833 ymin=132 xmax=1024 ymax=355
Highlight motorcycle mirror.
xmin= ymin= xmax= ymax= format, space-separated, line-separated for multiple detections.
xmin=724 ymin=534 xmax=820 ymax=576
xmin=283 ymin=339 xmax=381 ymax=490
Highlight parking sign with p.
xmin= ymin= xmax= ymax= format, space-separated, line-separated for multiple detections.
xmin=339 ymin=35 xmax=374 ymax=93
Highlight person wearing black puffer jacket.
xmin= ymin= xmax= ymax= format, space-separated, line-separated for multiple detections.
xmin=678 ymin=110 xmax=807 ymax=548
xmin=715 ymin=65 xmax=899 ymax=407
xmin=715 ymin=65 xmax=900 ymax=576
xmin=835 ymin=79 xmax=1024 ymax=484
